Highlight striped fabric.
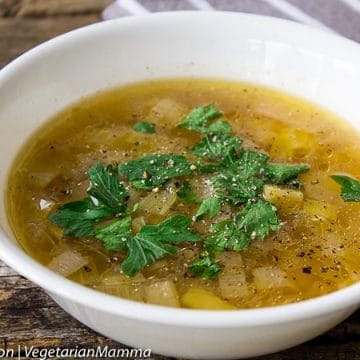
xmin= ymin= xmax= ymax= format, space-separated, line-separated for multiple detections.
xmin=102 ymin=0 xmax=360 ymax=42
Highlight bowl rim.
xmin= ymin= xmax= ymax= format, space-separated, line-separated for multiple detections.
xmin=0 ymin=11 xmax=359 ymax=328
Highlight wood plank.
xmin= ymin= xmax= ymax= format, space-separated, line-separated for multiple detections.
xmin=16 ymin=0 xmax=112 ymax=17
xmin=0 ymin=0 xmax=20 ymax=17
xmin=0 ymin=15 xmax=99 ymax=67
xmin=0 ymin=0 xmax=111 ymax=17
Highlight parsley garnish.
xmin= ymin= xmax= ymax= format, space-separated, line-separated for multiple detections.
xmin=87 ymin=162 xmax=129 ymax=214
xmin=178 ymin=104 xmax=223 ymax=133
xmin=118 ymin=154 xmax=192 ymax=190
xmin=206 ymin=120 xmax=233 ymax=135
xmin=50 ymin=162 xmax=128 ymax=237
xmin=95 ymin=216 xmax=132 ymax=251
xmin=265 ymin=163 xmax=309 ymax=184
xmin=230 ymin=150 xmax=269 ymax=177
xmin=195 ymin=197 xmax=221 ymax=220
xmin=177 ymin=180 xmax=199 ymax=204
xmin=192 ymin=134 xmax=242 ymax=162
xmin=135 ymin=215 xmax=200 ymax=243
xmin=122 ymin=236 xmax=178 ymax=276
xmin=331 ymin=174 xmax=360 ymax=201
xmin=133 ymin=121 xmax=156 ymax=134
xmin=96 ymin=215 xmax=200 ymax=276
xmin=236 ymin=200 xmax=280 ymax=240
xmin=212 ymin=173 xmax=264 ymax=205
xmin=49 ymin=198 xmax=113 ymax=238
xmin=189 ymin=256 xmax=221 ymax=279
xmin=49 ymin=104 xmax=313 ymax=280
xmin=205 ymin=200 xmax=280 ymax=253
xmin=204 ymin=220 xmax=238 ymax=253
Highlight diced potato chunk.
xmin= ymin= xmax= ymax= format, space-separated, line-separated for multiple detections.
xmin=218 ymin=272 xmax=249 ymax=299
xmin=264 ymin=185 xmax=303 ymax=215
xmin=48 ymin=250 xmax=88 ymax=277
xmin=145 ymin=280 xmax=180 ymax=307
xmin=253 ymin=266 xmax=296 ymax=290
xmin=139 ymin=186 xmax=177 ymax=215
xmin=181 ymin=288 xmax=236 ymax=310
xmin=270 ymin=129 xmax=315 ymax=161
xmin=303 ymin=199 xmax=338 ymax=221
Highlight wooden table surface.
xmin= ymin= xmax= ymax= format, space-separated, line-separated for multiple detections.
xmin=0 ymin=1 xmax=359 ymax=359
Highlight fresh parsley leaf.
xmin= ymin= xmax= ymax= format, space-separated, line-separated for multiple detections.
xmin=194 ymin=160 xmax=223 ymax=174
xmin=230 ymin=150 xmax=269 ymax=177
xmin=192 ymin=134 xmax=242 ymax=162
xmin=87 ymin=162 xmax=129 ymax=214
xmin=331 ymin=174 xmax=360 ymax=201
xmin=205 ymin=220 xmax=247 ymax=253
xmin=95 ymin=216 xmax=132 ymax=251
xmin=195 ymin=197 xmax=221 ymax=220
xmin=50 ymin=162 xmax=128 ymax=237
xmin=189 ymin=256 xmax=221 ymax=279
xmin=121 ymin=235 xmax=178 ymax=276
xmin=177 ymin=180 xmax=199 ymax=204
xmin=206 ymin=120 xmax=233 ymax=135
xmin=265 ymin=163 xmax=309 ymax=184
xmin=118 ymin=154 xmax=192 ymax=190
xmin=204 ymin=200 xmax=280 ymax=253
xmin=212 ymin=173 xmax=264 ymax=205
xmin=49 ymin=198 xmax=113 ymax=238
xmin=137 ymin=215 xmax=200 ymax=243
xmin=178 ymin=104 xmax=222 ymax=132
xmin=236 ymin=200 xmax=280 ymax=241
xmin=121 ymin=215 xmax=200 ymax=276
xmin=133 ymin=121 xmax=156 ymax=134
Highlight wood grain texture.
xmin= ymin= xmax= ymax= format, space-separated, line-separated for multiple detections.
xmin=0 ymin=2 xmax=359 ymax=359
xmin=16 ymin=0 xmax=112 ymax=17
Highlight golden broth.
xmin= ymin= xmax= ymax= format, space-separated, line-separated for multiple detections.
xmin=7 ymin=79 xmax=360 ymax=309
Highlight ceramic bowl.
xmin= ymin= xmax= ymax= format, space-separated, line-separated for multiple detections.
xmin=0 ymin=12 xmax=360 ymax=359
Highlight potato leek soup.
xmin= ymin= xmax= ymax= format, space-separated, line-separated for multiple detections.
xmin=7 ymin=79 xmax=360 ymax=310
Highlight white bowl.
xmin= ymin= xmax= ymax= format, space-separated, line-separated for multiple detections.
xmin=0 ymin=12 xmax=360 ymax=359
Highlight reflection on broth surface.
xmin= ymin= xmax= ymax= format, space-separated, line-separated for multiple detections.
xmin=7 ymin=79 xmax=360 ymax=309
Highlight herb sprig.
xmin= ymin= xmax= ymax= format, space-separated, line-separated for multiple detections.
xmin=331 ymin=174 xmax=360 ymax=201
xmin=49 ymin=163 xmax=128 ymax=238
xmin=96 ymin=215 xmax=200 ymax=276
xmin=50 ymin=104 xmax=311 ymax=279
xmin=118 ymin=154 xmax=192 ymax=190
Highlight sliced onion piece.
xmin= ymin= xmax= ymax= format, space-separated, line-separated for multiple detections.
xmin=139 ymin=185 xmax=177 ymax=216
xmin=145 ymin=280 xmax=180 ymax=307
xmin=94 ymin=273 xmax=145 ymax=301
xmin=218 ymin=272 xmax=249 ymax=299
xmin=47 ymin=250 xmax=88 ymax=277
xmin=150 ymin=98 xmax=187 ymax=126
xmin=252 ymin=266 xmax=297 ymax=291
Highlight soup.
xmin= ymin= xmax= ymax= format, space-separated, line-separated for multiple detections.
xmin=7 ymin=79 xmax=360 ymax=310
